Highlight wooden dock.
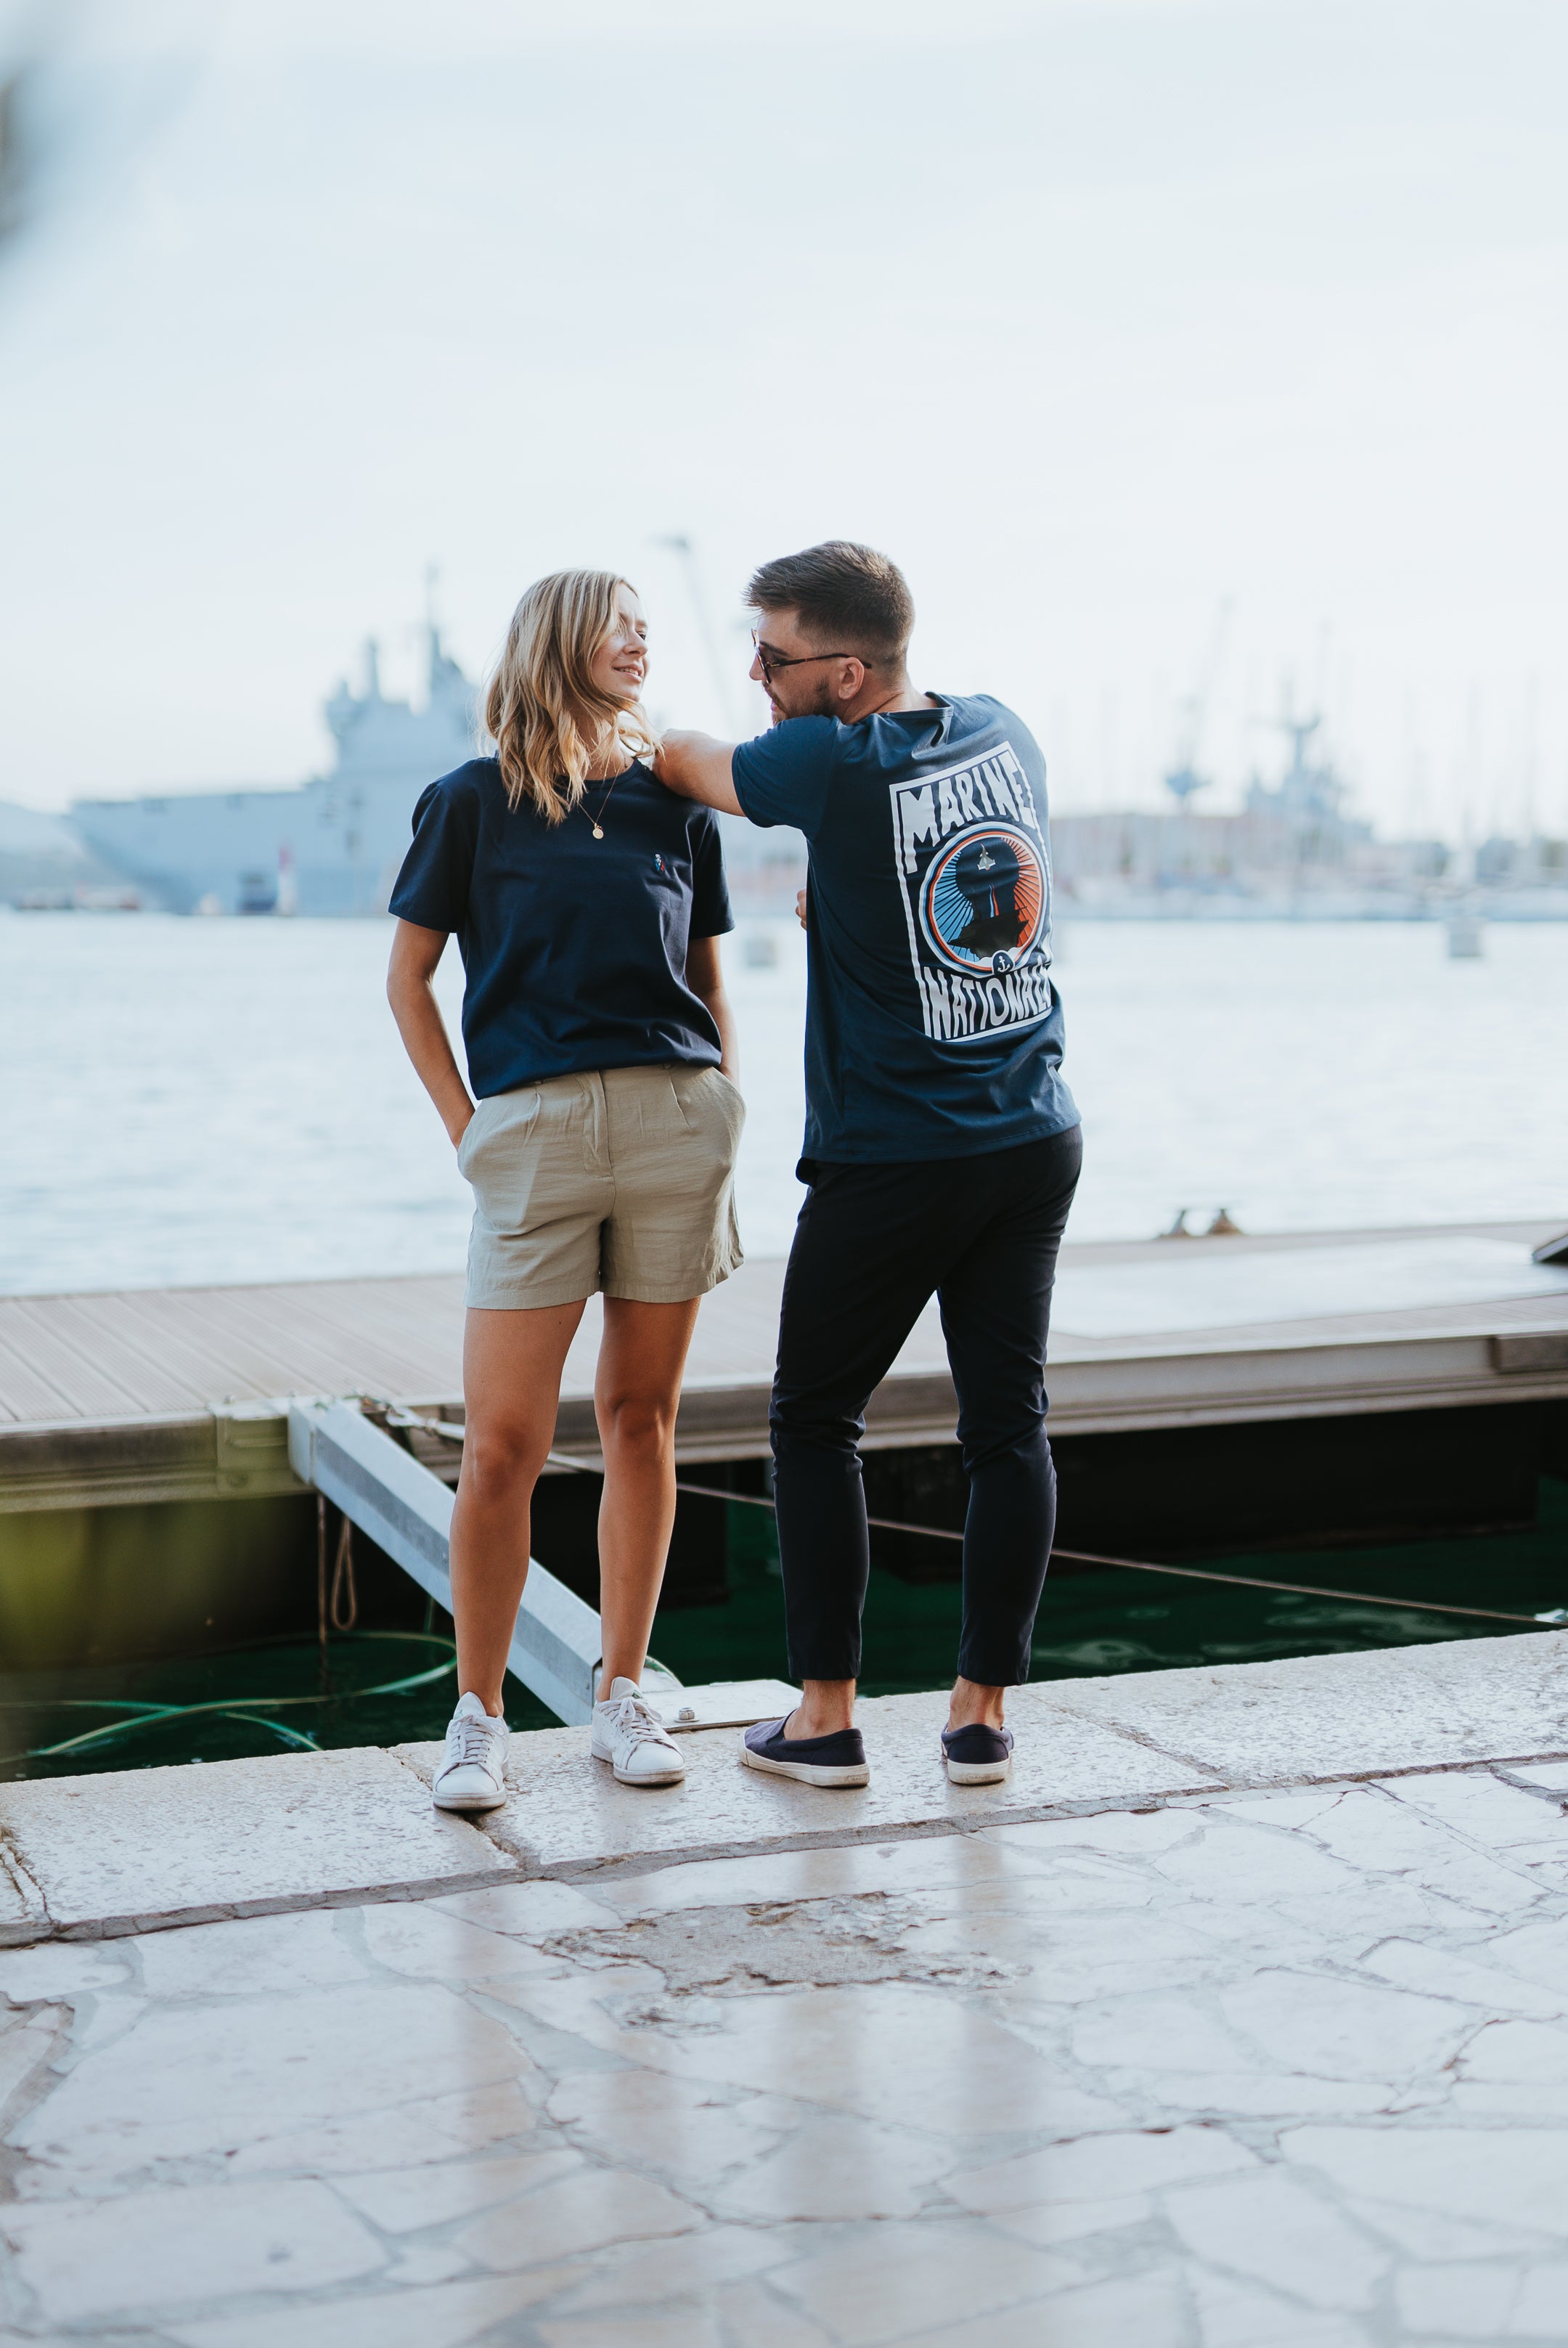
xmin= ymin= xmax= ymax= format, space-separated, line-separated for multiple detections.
xmin=3 ymin=1219 xmax=1567 ymax=1515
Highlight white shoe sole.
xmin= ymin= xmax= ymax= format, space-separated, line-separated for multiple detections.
xmin=593 ymin=1748 xmax=687 ymax=1788
xmin=943 ymin=1754 xmax=1012 ymax=1785
xmin=431 ymin=1783 xmax=507 ymax=1811
xmin=740 ymin=1745 xmax=870 ymax=1789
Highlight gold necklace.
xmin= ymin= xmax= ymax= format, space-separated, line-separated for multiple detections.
xmin=581 ymin=759 xmax=629 ymax=839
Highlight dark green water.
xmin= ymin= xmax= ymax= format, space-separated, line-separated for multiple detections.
xmin=4 ymin=1479 xmax=1565 ymax=1782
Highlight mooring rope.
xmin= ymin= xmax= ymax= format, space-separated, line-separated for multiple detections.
xmin=666 ymin=1474 xmax=1564 ymax=1630
xmin=531 ymin=1447 xmax=1562 ymax=1633
xmin=330 ymin=1511 xmax=359 ymax=1633
xmin=377 ymin=1408 xmax=1567 ymax=1631
xmin=317 ymin=1495 xmax=360 ymax=1639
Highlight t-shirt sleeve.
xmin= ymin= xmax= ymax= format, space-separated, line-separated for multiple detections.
xmin=388 ymin=776 xmax=476 ymax=933
xmin=690 ymin=811 xmax=734 ymax=939
xmin=730 ymin=717 xmax=839 ymax=841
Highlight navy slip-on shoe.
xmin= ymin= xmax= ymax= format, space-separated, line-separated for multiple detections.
xmin=740 ymin=1715 xmax=870 ymax=1788
xmin=941 ymin=1723 xmax=1014 ymax=1785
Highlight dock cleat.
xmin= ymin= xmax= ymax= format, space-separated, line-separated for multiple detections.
xmin=941 ymin=1722 xmax=1014 ymax=1785
xmin=740 ymin=1714 xmax=870 ymax=1788
xmin=592 ymin=1678 xmax=688 ymax=1787
xmin=432 ymin=1691 xmax=510 ymax=1811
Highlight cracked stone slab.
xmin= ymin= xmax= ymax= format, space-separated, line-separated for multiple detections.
xmin=393 ymin=1682 xmax=1219 ymax=1876
xmin=0 ymin=1841 xmax=49 ymax=1948
xmin=537 ymin=1894 xmax=1012 ymax=1997
xmin=0 ymin=1748 xmax=518 ymax=1940
xmin=1051 ymin=1628 xmax=1568 ymax=1785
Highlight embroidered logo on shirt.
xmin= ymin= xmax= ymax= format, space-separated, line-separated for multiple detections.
xmin=888 ymin=746 xmax=1054 ymax=1043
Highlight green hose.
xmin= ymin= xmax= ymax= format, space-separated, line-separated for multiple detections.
xmin=0 ymin=1632 xmax=457 ymax=1768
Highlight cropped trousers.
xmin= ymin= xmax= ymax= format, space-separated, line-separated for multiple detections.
xmin=769 ymin=1122 xmax=1083 ymax=1688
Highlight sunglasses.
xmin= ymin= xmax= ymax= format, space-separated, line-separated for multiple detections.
xmin=751 ymin=630 xmax=873 ymax=685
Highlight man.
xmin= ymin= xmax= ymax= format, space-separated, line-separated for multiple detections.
xmin=657 ymin=542 xmax=1080 ymax=1790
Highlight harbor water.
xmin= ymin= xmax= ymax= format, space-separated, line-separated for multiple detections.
xmin=4 ymin=911 xmax=1567 ymax=1295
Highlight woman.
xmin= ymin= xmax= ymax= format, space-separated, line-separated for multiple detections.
xmin=386 ymin=570 xmax=743 ymax=1807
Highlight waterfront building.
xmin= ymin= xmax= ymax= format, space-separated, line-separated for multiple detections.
xmin=1047 ymin=709 xmax=1568 ymax=916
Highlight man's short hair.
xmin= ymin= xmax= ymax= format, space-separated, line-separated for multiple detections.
xmin=747 ymin=541 xmax=913 ymax=665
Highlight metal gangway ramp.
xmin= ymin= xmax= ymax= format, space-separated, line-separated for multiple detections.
xmin=287 ymin=1398 xmax=796 ymax=1731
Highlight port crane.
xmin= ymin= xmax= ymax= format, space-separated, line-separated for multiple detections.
xmin=1164 ymin=598 xmax=1233 ymax=804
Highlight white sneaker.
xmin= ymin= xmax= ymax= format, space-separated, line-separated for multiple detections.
xmin=591 ymin=1677 xmax=687 ymax=1788
xmin=432 ymin=1691 xmax=510 ymax=1811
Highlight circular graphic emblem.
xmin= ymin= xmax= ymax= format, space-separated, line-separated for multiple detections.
xmin=919 ymin=826 xmax=1046 ymax=977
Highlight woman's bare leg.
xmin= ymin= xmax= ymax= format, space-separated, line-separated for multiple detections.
xmin=451 ymin=1300 xmax=587 ymax=1714
xmin=595 ymin=1295 xmax=702 ymax=1697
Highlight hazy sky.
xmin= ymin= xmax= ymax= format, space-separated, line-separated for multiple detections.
xmin=4 ymin=0 xmax=1565 ymax=836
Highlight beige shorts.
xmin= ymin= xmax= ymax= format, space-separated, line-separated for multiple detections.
xmin=458 ymin=1061 xmax=746 ymax=1310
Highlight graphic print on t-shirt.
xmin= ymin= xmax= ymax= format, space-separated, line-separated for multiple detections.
xmin=889 ymin=743 xmax=1054 ymax=1043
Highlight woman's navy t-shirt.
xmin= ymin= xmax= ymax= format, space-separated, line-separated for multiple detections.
xmin=389 ymin=757 xmax=732 ymax=1098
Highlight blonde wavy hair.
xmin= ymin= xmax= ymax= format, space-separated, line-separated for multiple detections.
xmin=484 ymin=570 xmax=658 ymax=823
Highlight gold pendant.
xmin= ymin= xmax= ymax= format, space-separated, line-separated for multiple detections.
xmin=591 ymin=823 xmax=604 ymax=839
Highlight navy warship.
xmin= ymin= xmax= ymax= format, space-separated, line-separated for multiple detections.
xmin=71 ymin=621 xmax=478 ymax=916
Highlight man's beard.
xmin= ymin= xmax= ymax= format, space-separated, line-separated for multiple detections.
xmin=772 ymin=674 xmax=841 ymax=724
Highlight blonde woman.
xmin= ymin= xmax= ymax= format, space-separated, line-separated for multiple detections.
xmin=386 ymin=571 xmax=743 ymax=1806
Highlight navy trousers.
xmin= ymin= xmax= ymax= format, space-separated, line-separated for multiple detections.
xmin=769 ymin=1122 xmax=1083 ymax=1687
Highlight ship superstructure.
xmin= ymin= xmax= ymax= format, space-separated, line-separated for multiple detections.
xmin=72 ymin=624 xmax=478 ymax=916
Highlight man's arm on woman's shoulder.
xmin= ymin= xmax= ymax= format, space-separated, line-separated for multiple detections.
xmin=655 ymin=731 xmax=743 ymax=815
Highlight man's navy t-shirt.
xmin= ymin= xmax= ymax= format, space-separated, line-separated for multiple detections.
xmin=732 ymin=695 xmax=1077 ymax=1164
xmin=389 ymin=757 xmax=732 ymax=1098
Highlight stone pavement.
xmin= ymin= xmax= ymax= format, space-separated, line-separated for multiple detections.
xmin=4 ymin=1633 xmax=1567 ymax=1941
xmin=2 ymin=1636 xmax=1568 ymax=2342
